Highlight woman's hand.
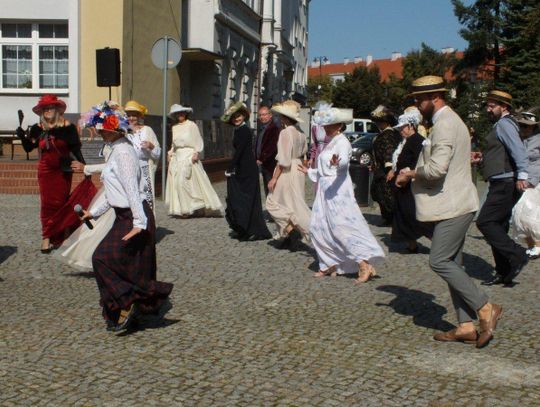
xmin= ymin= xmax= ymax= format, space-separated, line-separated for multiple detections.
xmin=71 ymin=160 xmax=85 ymax=173
xmin=297 ymin=163 xmax=308 ymax=174
xmin=140 ymin=141 xmax=154 ymax=150
xmin=329 ymin=154 xmax=340 ymax=167
xmin=268 ymin=178 xmax=278 ymax=193
xmin=386 ymin=169 xmax=395 ymax=183
xmin=192 ymin=152 xmax=199 ymax=163
xmin=79 ymin=209 xmax=93 ymax=222
xmin=122 ymin=227 xmax=142 ymax=241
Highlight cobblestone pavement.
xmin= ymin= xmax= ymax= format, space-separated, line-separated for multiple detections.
xmin=1 ymin=181 xmax=539 ymax=407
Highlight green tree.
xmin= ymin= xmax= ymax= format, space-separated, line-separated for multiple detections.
xmin=306 ymin=75 xmax=334 ymax=107
xmin=331 ymin=66 xmax=385 ymax=118
xmin=500 ymin=0 xmax=540 ymax=107
xmin=452 ymin=0 xmax=504 ymax=84
xmin=401 ymin=43 xmax=457 ymax=89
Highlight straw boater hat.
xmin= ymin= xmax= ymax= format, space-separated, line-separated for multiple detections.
xmin=486 ymin=90 xmax=513 ymax=108
xmin=312 ymin=105 xmax=353 ymax=126
xmin=124 ymin=100 xmax=148 ymax=115
xmin=168 ymin=104 xmax=193 ymax=119
xmin=220 ymin=101 xmax=249 ymax=123
xmin=370 ymin=105 xmax=397 ymax=125
xmin=32 ymin=94 xmax=67 ymax=115
xmin=408 ymin=75 xmax=448 ymax=96
xmin=271 ymin=100 xmax=304 ymax=123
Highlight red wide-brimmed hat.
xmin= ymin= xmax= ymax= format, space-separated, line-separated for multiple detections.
xmin=32 ymin=94 xmax=67 ymax=115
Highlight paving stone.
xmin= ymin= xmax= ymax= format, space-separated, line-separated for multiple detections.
xmin=0 ymin=181 xmax=539 ymax=406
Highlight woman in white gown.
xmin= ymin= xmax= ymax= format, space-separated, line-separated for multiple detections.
xmin=165 ymin=104 xmax=223 ymax=217
xmin=299 ymin=106 xmax=385 ymax=283
xmin=124 ymin=100 xmax=161 ymax=208
xmin=265 ymin=100 xmax=311 ymax=244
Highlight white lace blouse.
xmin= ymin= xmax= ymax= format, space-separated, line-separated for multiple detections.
xmin=308 ymin=133 xmax=351 ymax=182
xmin=89 ymin=138 xmax=148 ymax=229
xmin=127 ymin=125 xmax=161 ymax=167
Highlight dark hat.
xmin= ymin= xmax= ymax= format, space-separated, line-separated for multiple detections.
xmin=408 ymin=75 xmax=448 ymax=96
xmin=486 ymin=90 xmax=513 ymax=107
xmin=516 ymin=107 xmax=539 ymax=126
xmin=370 ymin=105 xmax=397 ymax=125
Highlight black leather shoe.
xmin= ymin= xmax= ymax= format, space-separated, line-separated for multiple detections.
xmin=504 ymin=256 xmax=529 ymax=285
xmin=481 ymin=274 xmax=505 ymax=286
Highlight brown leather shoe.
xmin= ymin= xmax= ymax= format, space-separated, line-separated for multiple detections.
xmin=477 ymin=304 xmax=503 ymax=348
xmin=433 ymin=328 xmax=478 ymax=344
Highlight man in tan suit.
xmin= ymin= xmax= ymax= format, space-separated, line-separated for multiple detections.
xmin=396 ymin=75 xmax=502 ymax=348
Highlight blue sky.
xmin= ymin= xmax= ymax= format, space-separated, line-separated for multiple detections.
xmin=308 ymin=0 xmax=473 ymax=63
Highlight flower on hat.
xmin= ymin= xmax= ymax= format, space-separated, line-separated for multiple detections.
xmin=312 ymin=103 xmax=335 ymax=126
xmin=81 ymin=101 xmax=129 ymax=132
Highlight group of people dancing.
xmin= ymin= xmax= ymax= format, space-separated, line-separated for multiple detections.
xmin=15 ymin=72 xmax=538 ymax=348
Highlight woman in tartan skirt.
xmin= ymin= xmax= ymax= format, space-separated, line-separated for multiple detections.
xmin=80 ymin=102 xmax=173 ymax=331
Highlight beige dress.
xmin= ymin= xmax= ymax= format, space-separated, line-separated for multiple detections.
xmin=165 ymin=120 xmax=223 ymax=216
xmin=266 ymin=125 xmax=311 ymax=239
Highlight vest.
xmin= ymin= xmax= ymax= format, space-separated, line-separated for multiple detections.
xmin=482 ymin=115 xmax=518 ymax=180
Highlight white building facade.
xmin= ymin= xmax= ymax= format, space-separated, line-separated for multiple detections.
xmin=0 ymin=0 xmax=79 ymax=129
xmin=180 ymin=0 xmax=309 ymax=122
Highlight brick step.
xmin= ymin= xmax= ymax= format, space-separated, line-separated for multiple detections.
xmin=0 ymin=186 xmax=40 ymax=194
xmin=0 ymin=162 xmax=38 ymax=171
xmin=0 ymin=178 xmax=39 ymax=187
xmin=0 ymin=170 xmax=38 ymax=178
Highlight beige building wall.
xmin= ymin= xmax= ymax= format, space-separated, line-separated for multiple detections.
xmin=122 ymin=0 xmax=182 ymax=115
xmin=80 ymin=0 xmax=124 ymax=111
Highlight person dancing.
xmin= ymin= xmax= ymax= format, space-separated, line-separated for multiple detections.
xmin=80 ymin=103 xmax=173 ymax=332
xmin=299 ymin=106 xmax=385 ymax=283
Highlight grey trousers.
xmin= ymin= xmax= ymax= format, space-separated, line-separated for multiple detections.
xmin=429 ymin=212 xmax=489 ymax=323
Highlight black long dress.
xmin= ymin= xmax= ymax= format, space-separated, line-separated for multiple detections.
xmin=225 ymin=123 xmax=271 ymax=240
xmin=391 ymin=132 xmax=433 ymax=242
xmin=371 ymin=127 xmax=401 ymax=224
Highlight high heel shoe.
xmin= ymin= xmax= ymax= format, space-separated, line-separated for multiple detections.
xmin=41 ymin=238 xmax=52 ymax=254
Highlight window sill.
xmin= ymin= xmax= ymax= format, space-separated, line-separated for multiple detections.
xmin=0 ymin=89 xmax=69 ymax=96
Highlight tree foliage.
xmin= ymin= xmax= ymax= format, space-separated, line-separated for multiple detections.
xmin=306 ymin=74 xmax=334 ymax=107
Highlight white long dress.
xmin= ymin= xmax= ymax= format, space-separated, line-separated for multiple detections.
xmin=165 ymin=120 xmax=223 ymax=216
xmin=127 ymin=125 xmax=161 ymax=208
xmin=53 ymin=146 xmax=115 ymax=271
xmin=308 ymin=133 xmax=385 ymax=274
xmin=511 ymin=183 xmax=540 ymax=244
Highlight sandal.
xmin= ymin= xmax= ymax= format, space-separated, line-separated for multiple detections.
xmin=354 ymin=262 xmax=376 ymax=284
xmin=314 ymin=266 xmax=337 ymax=278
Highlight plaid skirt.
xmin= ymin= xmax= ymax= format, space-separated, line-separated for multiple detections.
xmin=92 ymin=201 xmax=173 ymax=322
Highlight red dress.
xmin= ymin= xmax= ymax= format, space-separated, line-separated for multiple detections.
xmin=24 ymin=123 xmax=95 ymax=245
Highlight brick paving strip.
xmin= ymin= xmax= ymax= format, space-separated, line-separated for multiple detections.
xmin=0 ymin=181 xmax=539 ymax=406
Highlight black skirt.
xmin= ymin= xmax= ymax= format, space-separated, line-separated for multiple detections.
xmin=92 ymin=201 xmax=173 ymax=322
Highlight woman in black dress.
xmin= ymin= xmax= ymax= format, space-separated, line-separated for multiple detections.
xmin=221 ymin=102 xmax=271 ymax=241
xmin=390 ymin=109 xmax=433 ymax=252
xmin=370 ymin=105 xmax=401 ymax=226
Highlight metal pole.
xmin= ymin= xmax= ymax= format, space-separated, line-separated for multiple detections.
xmin=161 ymin=36 xmax=169 ymax=200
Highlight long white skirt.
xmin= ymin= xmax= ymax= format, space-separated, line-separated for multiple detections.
xmin=511 ymin=185 xmax=540 ymax=244
xmin=165 ymin=148 xmax=223 ymax=216
xmin=53 ymin=189 xmax=115 ymax=271
xmin=310 ymin=174 xmax=385 ymax=274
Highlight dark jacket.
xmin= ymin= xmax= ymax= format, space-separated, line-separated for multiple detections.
xmin=256 ymin=120 xmax=280 ymax=175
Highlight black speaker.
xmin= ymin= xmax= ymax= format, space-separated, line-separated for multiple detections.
xmin=96 ymin=48 xmax=120 ymax=87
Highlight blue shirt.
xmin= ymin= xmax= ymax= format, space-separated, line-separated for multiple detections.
xmin=491 ymin=113 xmax=529 ymax=181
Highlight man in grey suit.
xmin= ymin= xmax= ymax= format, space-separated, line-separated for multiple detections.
xmin=396 ymin=75 xmax=502 ymax=348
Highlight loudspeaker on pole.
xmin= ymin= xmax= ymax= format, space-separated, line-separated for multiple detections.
xmin=96 ymin=48 xmax=121 ymax=87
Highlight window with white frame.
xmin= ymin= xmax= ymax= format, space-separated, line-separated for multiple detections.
xmin=0 ymin=22 xmax=69 ymax=92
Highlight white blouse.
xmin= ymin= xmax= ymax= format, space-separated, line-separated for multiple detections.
xmin=308 ymin=133 xmax=351 ymax=182
xmin=90 ymin=138 xmax=148 ymax=229
xmin=127 ymin=125 xmax=161 ymax=167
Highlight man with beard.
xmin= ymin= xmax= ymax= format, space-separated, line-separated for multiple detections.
xmin=474 ymin=91 xmax=530 ymax=286
xmin=396 ymin=76 xmax=501 ymax=348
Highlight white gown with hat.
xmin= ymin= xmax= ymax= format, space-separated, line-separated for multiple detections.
xmin=308 ymin=133 xmax=385 ymax=273
xmin=165 ymin=120 xmax=223 ymax=216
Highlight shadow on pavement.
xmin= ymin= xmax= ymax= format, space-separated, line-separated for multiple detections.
xmin=362 ymin=212 xmax=384 ymax=226
xmin=463 ymin=252 xmax=494 ymax=282
xmin=376 ymin=284 xmax=455 ymax=331
xmin=67 ymin=271 xmax=95 ymax=279
xmin=116 ymin=318 xmax=180 ymax=336
xmin=156 ymin=227 xmax=175 ymax=243
xmin=0 ymin=246 xmax=17 ymax=265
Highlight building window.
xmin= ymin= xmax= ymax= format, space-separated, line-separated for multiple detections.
xmin=0 ymin=22 xmax=69 ymax=92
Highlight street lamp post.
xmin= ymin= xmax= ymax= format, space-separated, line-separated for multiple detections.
xmin=313 ymin=56 xmax=328 ymax=97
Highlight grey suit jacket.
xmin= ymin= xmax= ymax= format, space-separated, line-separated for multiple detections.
xmin=412 ymin=106 xmax=479 ymax=222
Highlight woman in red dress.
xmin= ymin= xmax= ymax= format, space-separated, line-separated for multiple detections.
xmin=18 ymin=95 xmax=87 ymax=252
